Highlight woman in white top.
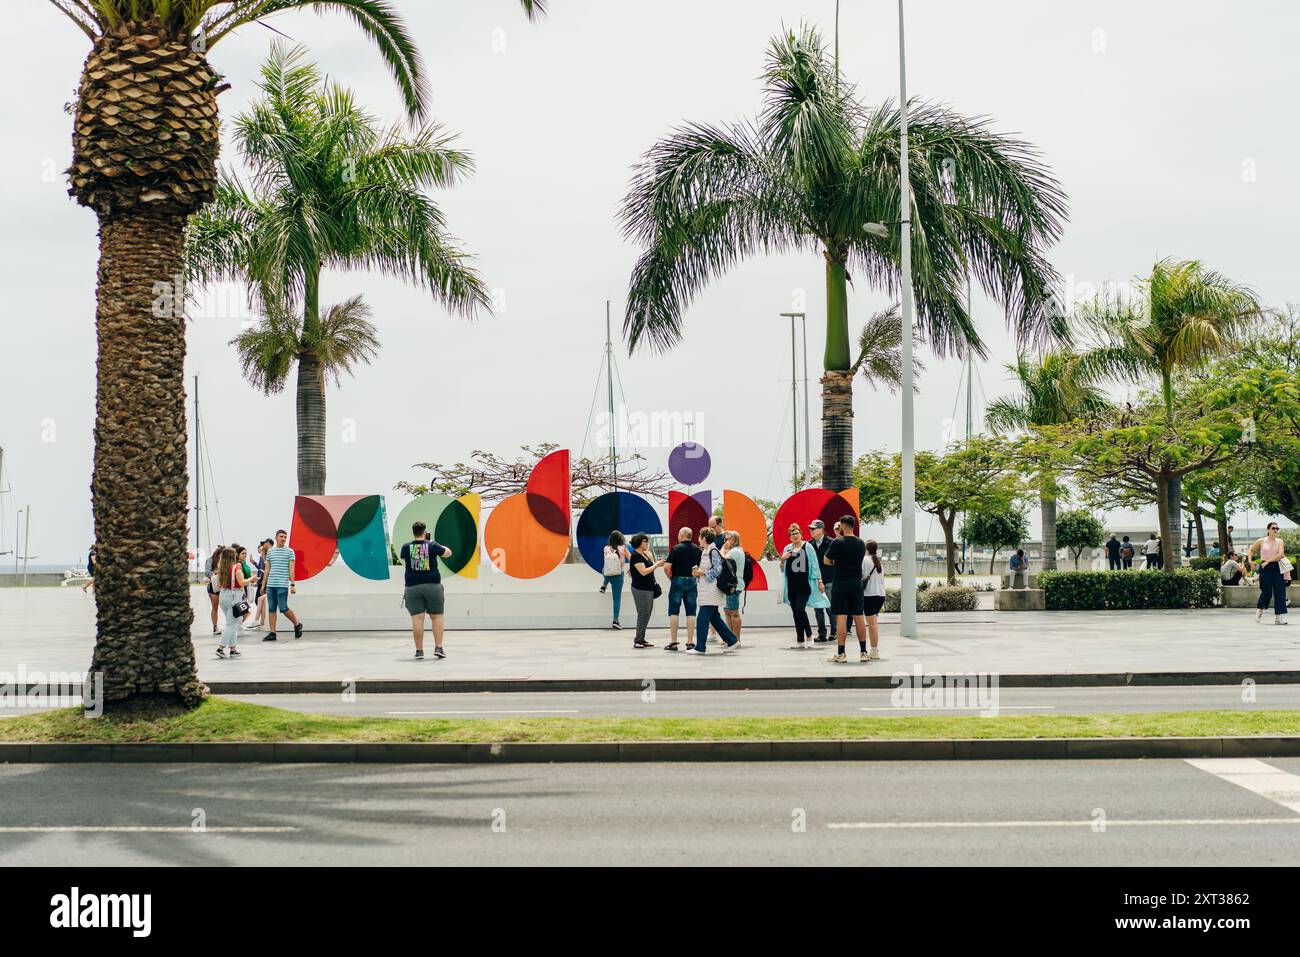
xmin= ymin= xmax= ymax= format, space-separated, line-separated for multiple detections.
xmin=861 ymin=538 xmax=886 ymax=660
xmin=212 ymin=546 xmax=255 ymax=658
xmin=600 ymin=531 xmax=630 ymax=629
xmin=1247 ymin=522 xmax=1289 ymax=624
xmin=723 ymin=531 xmax=746 ymax=640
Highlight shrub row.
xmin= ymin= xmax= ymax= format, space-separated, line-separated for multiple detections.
xmin=882 ymin=585 xmax=979 ymax=613
xmin=1038 ymin=569 xmax=1221 ymax=610
xmin=1188 ymin=556 xmax=1221 ymax=571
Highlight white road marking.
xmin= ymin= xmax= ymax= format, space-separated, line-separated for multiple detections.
xmin=1185 ymin=758 xmax=1300 ymax=814
xmin=827 ymin=818 xmax=1300 ymax=830
xmin=856 ymin=706 xmax=1054 ymax=712
xmin=385 ymin=709 xmax=580 ymax=715
xmin=0 ymin=826 xmax=298 ymax=833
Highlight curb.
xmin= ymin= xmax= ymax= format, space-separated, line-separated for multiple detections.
xmin=22 ymin=670 xmax=1300 ymax=697
xmin=2 ymin=735 xmax=1300 ymax=764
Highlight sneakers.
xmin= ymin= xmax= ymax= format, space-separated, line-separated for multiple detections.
xmin=433 ymin=647 xmax=446 ymax=659
xmin=633 ymin=639 xmax=654 ymax=649
xmin=415 ymin=649 xmax=424 ymax=660
xmin=214 ymin=647 xmax=226 ymax=659
xmin=686 ymin=648 xmax=706 ymax=655
xmin=827 ymin=652 xmax=848 ymax=663
xmin=249 ymin=622 xmax=263 ymax=631
xmin=1256 ymin=608 xmax=1265 ymax=622
xmin=814 ymin=635 xmax=831 ymax=643
xmin=1277 ymin=616 xmax=1290 ymax=626
xmin=228 ymin=648 xmax=241 ymax=658
xmin=721 ymin=644 xmax=739 ymax=655
xmin=868 ymin=648 xmax=880 ymax=660
xmin=611 ymin=621 xmax=622 ymax=630
xmin=293 ymin=622 xmax=304 ymax=639
xmin=860 ymin=651 xmax=871 ymax=662
xmin=263 ymin=632 xmax=277 ymax=642
xmin=788 ymin=643 xmax=809 ymax=650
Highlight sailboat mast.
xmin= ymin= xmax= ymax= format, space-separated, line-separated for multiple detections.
xmin=606 ymin=301 xmax=616 ymax=491
xmin=194 ymin=375 xmax=202 ymax=571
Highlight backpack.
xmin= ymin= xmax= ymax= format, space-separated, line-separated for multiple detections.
xmin=716 ymin=548 xmax=739 ymax=595
xmin=741 ymin=553 xmax=756 ymax=588
xmin=602 ymin=545 xmax=623 ymax=576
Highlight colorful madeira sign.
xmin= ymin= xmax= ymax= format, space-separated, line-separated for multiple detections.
xmin=288 ymin=447 xmax=858 ymax=589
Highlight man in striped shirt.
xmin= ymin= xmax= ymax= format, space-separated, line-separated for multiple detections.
xmin=264 ymin=528 xmax=303 ymax=642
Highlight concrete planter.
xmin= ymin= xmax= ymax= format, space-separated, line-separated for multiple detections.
xmin=994 ymin=588 xmax=1046 ymax=611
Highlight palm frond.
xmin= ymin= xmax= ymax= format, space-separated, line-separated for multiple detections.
xmin=229 ymin=304 xmax=301 ymax=395
xmin=309 ymin=294 xmax=381 ymax=383
xmin=849 ymin=303 xmax=923 ymax=393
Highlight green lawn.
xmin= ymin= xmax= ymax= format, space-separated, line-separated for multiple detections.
xmin=1 ymin=698 xmax=1298 ymax=744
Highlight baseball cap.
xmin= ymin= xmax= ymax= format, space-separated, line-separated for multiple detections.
xmin=809 ymin=519 xmax=825 ymax=529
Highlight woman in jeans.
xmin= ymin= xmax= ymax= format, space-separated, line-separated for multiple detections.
xmin=600 ymin=531 xmax=629 ymax=629
xmin=778 ymin=523 xmax=827 ymax=648
xmin=1247 ymin=522 xmax=1289 ymax=624
xmin=627 ymin=533 xmax=664 ymax=649
xmin=213 ymin=546 xmax=255 ymax=658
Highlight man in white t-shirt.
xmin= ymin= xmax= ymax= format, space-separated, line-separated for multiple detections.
xmin=1144 ymin=533 xmax=1161 ymax=569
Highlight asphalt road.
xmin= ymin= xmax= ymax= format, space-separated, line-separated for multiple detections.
xmin=2 ymin=758 xmax=1299 ymax=865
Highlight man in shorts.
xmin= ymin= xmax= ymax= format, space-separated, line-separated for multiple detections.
xmin=264 ymin=529 xmax=302 ymax=642
xmin=823 ymin=515 xmax=867 ymax=664
xmin=401 ymin=521 xmax=453 ymax=660
xmin=663 ymin=526 xmax=701 ymax=651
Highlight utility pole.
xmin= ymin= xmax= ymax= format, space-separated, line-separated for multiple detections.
xmin=897 ymin=0 xmax=919 ymax=639
xmin=781 ymin=312 xmax=805 ymax=488
xmin=21 ymin=505 xmax=30 ymax=586
xmin=606 ymin=301 xmax=617 ymax=491
xmin=801 ymin=313 xmax=811 ymax=474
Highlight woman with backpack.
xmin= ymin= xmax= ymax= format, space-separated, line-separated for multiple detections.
xmin=599 ymin=531 xmax=629 ymax=629
xmin=722 ymin=531 xmax=747 ymax=640
xmin=689 ymin=528 xmax=740 ymax=654
xmin=779 ymin=523 xmax=829 ymax=648
xmin=213 ymin=546 xmax=255 ymax=659
xmin=861 ymin=539 xmax=885 ymax=660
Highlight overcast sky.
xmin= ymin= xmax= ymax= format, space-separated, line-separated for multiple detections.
xmin=2 ymin=0 xmax=1297 ymax=564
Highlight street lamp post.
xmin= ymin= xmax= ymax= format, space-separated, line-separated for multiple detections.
xmin=895 ymin=0 xmax=918 ymax=638
xmin=780 ymin=312 xmax=805 ymax=489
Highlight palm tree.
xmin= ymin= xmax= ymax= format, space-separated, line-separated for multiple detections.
xmin=1077 ymin=258 xmax=1262 ymax=567
xmin=985 ymin=351 xmax=1108 ymax=570
xmin=619 ymin=24 xmax=1067 ymax=491
xmin=188 ymin=44 xmax=489 ymax=494
xmin=47 ymin=0 xmax=543 ymax=712
xmin=849 ymin=303 xmax=923 ymax=394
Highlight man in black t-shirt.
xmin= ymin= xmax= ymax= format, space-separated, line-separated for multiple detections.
xmin=808 ymin=519 xmax=834 ymax=641
xmin=399 ymin=521 xmax=453 ymax=660
xmin=823 ymin=515 xmax=868 ymax=663
xmin=663 ymin=527 xmax=703 ymax=650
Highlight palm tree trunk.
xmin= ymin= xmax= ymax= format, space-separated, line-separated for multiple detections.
xmin=296 ymin=351 xmax=327 ymax=495
xmin=1039 ymin=493 xmax=1058 ymax=571
xmin=820 ymin=253 xmax=853 ymax=491
xmin=87 ymin=206 xmax=205 ymax=711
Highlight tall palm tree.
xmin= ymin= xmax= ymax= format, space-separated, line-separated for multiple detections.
xmin=985 ymin=350 xmax=1108 ymax=570
xmin=1077 ymin=258 xmax=1262 ymax=567
xmin=48 ymin=0 xmax=543 ymax=712
xmin=619 ymin=24 xmax=1067 ymax=491
xmin=188 ymin=44 xmax=489 ymax=494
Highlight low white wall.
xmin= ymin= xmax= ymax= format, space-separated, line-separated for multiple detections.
xmin=284 ymin=560 xmax=809 ymax=631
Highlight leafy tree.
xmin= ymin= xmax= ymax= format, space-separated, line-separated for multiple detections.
xmin=1054 ymin=509 xmax=1105 ymax=569
xmin=189 ymin=45 xmax=489 ymax=495
xmin=853 ymin=437 xmax=1022 ymax=583
xmin=961 ymin=507 xmax=1029 ymax=574
xmin=619 ymin=23 xmax=1067 ymax=492
xmin=985 ymin=349 xmax=1109 ymax=569
xmin=1076 ymin=258 xmax=1263 ymax=558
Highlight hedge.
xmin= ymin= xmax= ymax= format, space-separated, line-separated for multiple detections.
xmin=1188 ymin=556 xmax=1221 ymax=571
xmin=883 ymin=585 xmax=979 ymax=613
xmin=1038 ymin=569 xmax=1221 ymax=610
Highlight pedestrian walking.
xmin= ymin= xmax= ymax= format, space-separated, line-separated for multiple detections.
xmin=1143 ymin=533 xmax=1161 ymax=569
xmin=808 ymin=519 xmax=834 ymax=641
xmin=233 ymin=544 xmax=255 ymax=629
xmin=722 ymin=530 xmax=747 ymax=640
xmin=861 ymin=538 xmax=885 ymax=660
xmin=1105 ymin=533 xmax=1122 ymax=571
xmin=212 ymin=546 xmax=253 ymax=659
xmin=627 ymin=533 xmax=664 ymax=649
xmin=689 ymin=528 xmax=739 ymax=654
xmin=251 ymin=539 xmax=271 ymax=629
xmin=1247 ymin=522 xmax=1289 ymax=625
xmin=204 ymin=545 xmax=224 ymax=634
xmin=662 ymin=526 xmax=701 ymax=652
xmin=400 ymin=520 xmax=452 ymax=659
xmin=263 ymin=529 xmax=303 ymax=642
xmin=779 ymin=523 xmax=828 ymax=648
xmin=82 ymin=545 xmax=95 ymax=593
xmin=599 ymin=531 xmax=629 ymax=629
xmin=824 ymin=515 xmax=868 ymax=663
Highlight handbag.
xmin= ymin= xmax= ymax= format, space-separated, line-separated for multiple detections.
xmin=231 ymin=599 xmax=251 ymax=617
xmin=652 ymin=581 xmax=663 ymax=599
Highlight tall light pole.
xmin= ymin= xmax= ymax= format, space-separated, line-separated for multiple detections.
xmin=801 ymin=312 xmax=811 ymax=472
xmin=781 ymin=312 xmax=805 ymax=488
xmin=896 ymin=0 xmax=918 ymax=638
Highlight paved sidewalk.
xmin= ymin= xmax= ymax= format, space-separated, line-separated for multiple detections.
xmin=2 ymin=587 xmax=1298 ymax=684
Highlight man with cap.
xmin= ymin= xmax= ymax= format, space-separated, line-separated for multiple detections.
xmin=808 ymin=519 xmax=834 ymax=642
